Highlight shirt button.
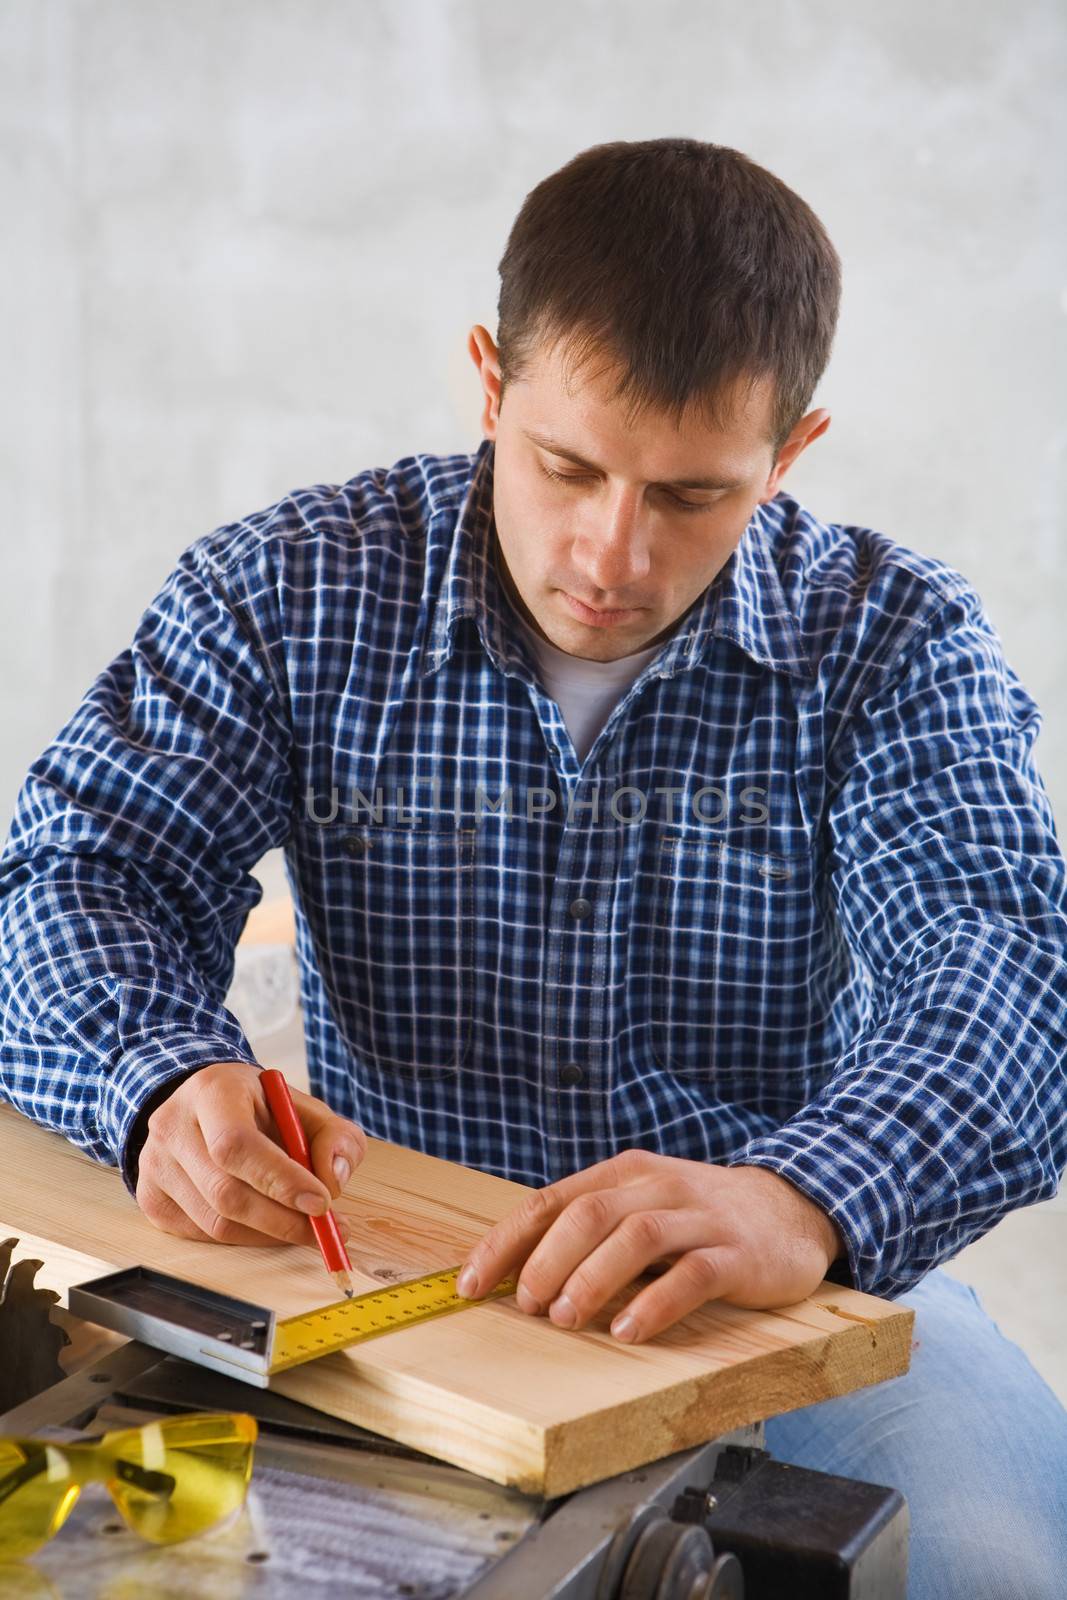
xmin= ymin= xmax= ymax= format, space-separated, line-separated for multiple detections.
xmin=342 ymin=833 xmax=368 ymax=856
xmin=568 ymin=897 xmax=592 ymax=920
xmin=560 ymin=1063 xmax=584 ymax=1086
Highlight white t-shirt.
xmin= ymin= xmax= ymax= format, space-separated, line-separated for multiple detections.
xmin=512 ymin=605 xmax=668 ymax=765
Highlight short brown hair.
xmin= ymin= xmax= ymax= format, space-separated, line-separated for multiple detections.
xmin=495 ymin=138 xmax=841 ymax=463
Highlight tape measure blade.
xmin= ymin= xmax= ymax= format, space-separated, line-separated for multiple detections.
xmin=269 ymin=1265 xmax=518 ymax=1374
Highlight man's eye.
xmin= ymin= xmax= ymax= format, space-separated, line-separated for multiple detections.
xmin=536 ymin=461 xmax=712 ymax=514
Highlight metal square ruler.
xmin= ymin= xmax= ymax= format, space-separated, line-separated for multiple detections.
xmin=68 ymin=1261 xmax=519 ymax=1387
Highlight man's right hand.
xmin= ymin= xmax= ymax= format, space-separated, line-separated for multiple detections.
xmin=135 ymin=1061 xmax=366 ymax=1247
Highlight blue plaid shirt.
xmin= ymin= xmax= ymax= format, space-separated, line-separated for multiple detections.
xmin=2 ymin=438 xmax=1065 ymax=1299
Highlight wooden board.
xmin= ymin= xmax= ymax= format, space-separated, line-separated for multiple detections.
xmin=0 ymin=1103 xmax=913 ymax=1497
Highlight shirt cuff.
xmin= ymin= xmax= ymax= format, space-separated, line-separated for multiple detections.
xmin=99 ymin=1032 xmax=262 ymax=1199
xmin=726 ymin=1116 xmax=917 ymax=1298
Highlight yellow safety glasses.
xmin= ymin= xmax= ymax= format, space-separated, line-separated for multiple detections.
xmin=0 ymin=1412 xmax=257 ymax=1560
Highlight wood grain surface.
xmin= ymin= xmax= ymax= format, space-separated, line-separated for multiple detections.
xmin=0 ymin=1102 xmax=913 ymax=1496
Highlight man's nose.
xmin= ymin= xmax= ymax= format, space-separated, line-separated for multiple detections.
xmin=573 ymin=487 xmax=652 ymax=594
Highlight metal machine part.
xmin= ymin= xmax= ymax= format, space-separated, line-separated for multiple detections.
xmin=687 ymin=1445 xmax=909 ymax=1599
xmin=591 ymin=1445 xmax=908 ymax=1600
xmin=0 ymin=1339 xmax=770 ymax=1597
xmin=595 ymin=1501 xmax=744 ymax=1599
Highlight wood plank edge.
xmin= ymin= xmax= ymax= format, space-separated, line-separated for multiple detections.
xmin=271 ymin=1354 xmax=548 ymax=1494
xmin=540 ymin=1303 xmax=915 ymax=1498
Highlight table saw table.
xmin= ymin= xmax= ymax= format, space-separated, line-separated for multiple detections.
xmin=0 ymin=1326 xmax=908 ymax=1597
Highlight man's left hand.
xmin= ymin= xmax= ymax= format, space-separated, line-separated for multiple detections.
xmin=455 ymin=1149 xmax=845 ymax=1343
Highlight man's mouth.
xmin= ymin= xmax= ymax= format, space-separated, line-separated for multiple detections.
xmin=561 ymin=592 xmax=643 ymax=627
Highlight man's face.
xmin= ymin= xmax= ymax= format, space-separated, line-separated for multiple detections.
xmin=468 ymin=325 xmax=828 ymax=662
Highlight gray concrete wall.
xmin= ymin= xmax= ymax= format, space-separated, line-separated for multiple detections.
xmin=3 ymin=0 xmax=1064 ymax=832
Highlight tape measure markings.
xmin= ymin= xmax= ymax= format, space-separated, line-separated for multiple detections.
xmin=264 ymin=1264 xmax=521 ymax=1374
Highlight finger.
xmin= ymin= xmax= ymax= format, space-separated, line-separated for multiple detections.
xmin=144 ymin=1149 xmax=291 ymax=1246
xmin=182 ymin=1114 xmax=336 ymax=1245
xmin=136 ymin=1170 xmax=217 ymax=1244
xmin=513 ymin=1179 xmax=688 ymax=1316
xmin=286 ymin=1088 xmax=367 ymax=1199
xmin=175 ymin=1139 xmax=333 ymax=1247
xmin=458 ymin=1149 xmax=663 ymax=1297
xmin=196 ymin=1074 xmax=336 ymax=1219
xmin=539 ymin=1205 xmax=718 ymax=1331
xmin=607 ymin=1244 xmax=744 ymax=1344
xmin=156 ymin=1141 xmax=357 ymax=1253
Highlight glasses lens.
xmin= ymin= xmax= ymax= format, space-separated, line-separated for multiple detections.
xmin=0 ymin=1439 xmax=82 ymax=1560
xmin=105 ymin=1413 xmax=257 ymax=1546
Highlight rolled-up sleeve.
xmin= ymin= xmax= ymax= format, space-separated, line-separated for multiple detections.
xmin=0 ymin=539 xmax=294 ymax=1197
xmin=727 ymin=582 xmax=1067 ymax=1298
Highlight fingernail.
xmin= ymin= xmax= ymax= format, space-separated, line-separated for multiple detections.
xmin=611 ymin=1314 xmax=637 ymax=1341
xmin=456 ymin=1265 xmax=478 ymax=1297
xmin=550 ymin=1294 xmax=576 ymax=1327
xmin=517 ymin=1282 xmax=542 ymax=1315
xmin=296 ymin=1192 xmax=327 ymax=1214
xmin=333 ymin=1154 xmax=352 ymax=1189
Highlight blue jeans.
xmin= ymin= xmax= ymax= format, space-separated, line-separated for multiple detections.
xmin=764 ymin=1267 xmax=1067 ymax=1598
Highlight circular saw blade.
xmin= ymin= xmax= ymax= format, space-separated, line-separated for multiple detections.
xmin=0 ymin=1235 xmax=72 ymax=1412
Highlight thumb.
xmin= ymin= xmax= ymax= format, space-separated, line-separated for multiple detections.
xmin=289 ymin=1086 xmax=366 ymax=1200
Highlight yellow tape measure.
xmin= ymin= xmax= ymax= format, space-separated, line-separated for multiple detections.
xmin=269 ymin=1264 xmax=520 ymax=1374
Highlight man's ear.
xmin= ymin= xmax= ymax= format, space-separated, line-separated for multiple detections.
xmin=760 ymin=409 xmax=831 ymax=500
xmin=467 ymin=325 xmax=503 ymax=439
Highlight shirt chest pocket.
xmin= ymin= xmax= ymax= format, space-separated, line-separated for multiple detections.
xmin=303 ymin=822 xmax=476 ymax=1075
xmin=644 ymin=831 xmax=820 ymax=1081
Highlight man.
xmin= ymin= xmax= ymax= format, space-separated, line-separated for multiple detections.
xmin=2 ymin=139 xmax=1065 ymax=1593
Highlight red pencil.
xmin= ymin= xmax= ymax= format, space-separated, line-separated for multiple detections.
xmin=260 ymin=1068 xmax=355 ymax=1299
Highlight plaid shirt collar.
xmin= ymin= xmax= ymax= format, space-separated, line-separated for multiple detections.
xmin=420 ymin=437 xmax=813 ymax=684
